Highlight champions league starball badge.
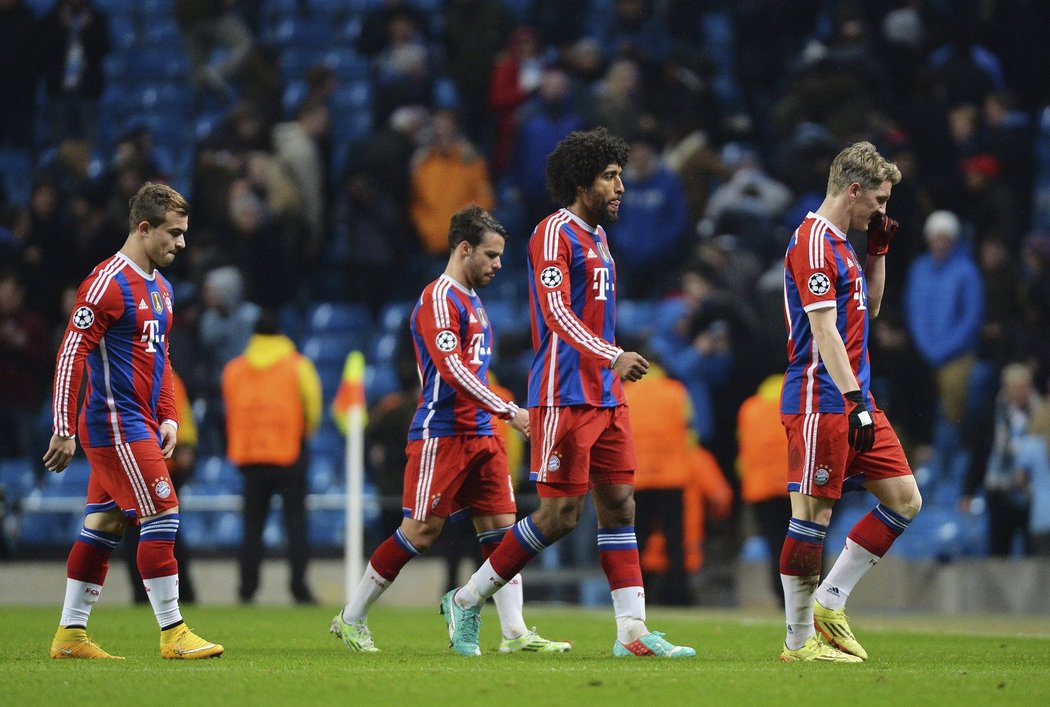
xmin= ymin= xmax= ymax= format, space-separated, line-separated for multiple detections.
xmin=72 ymin=306 xmax=95 ymax=329
xmin=435 ymin=330 xmax=458 ymax=352
xmin=540 ymin=266 xmax=563 ymax=288
xmin=807 ymin=272 xmax=831 ymax=296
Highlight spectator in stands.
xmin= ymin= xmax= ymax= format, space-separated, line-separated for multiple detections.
xmin=625 ymin=344 xmax=732 ymax=606
xmin=610 ymin=129 xmax=689 ymax=299
xmin=122 ymin=369 xmax=199 ymax=604
xmin=0 ymin=270 xmax=49 ymax=461
xmin=355 ymin=0 xmax=429 ymax=59
xmin=701 ymin=146 xmax=793 ymax=261
xmin=506 ymin=68 xmax=583 ymax=231
xmin=373 ymin=41 xmax=436 ymax=132
xmin=409 ymin=109 xmax=495 ymax=258
xmin=958 ymin=153 xmax=1019 ymax=251
xmin=222 ymin=309 xmax=322 ymax=605
xmin=443 ymin=0 xmax=515 ymax=141
xmin=736 ymin=373 xmax=790 ymax=603
xmin=1026 ymin=401 xmax=1050 ymax=556
xmin=174 ymin=0 xmax=254 ymax=99
xmin=0 ymin=0 xmax=38 ymax=149
xmin=593 ymin=0 xmax=671 ymax=69
xmin=196 ymin=265 xmax=259 ymax=455
xmin=587 ymin=59 xmax=643 ymax=140
xmin=272 ymin=98 xmax=330 ymax=264
xmin=966 ymin=363 xmax=1046 ymax=557
xmin=225 ymin=185 xmax=298 ymax=308
xmin=487 ymin=26 xmax=543 ymax=175
xmin=335 ymin=105 xmax=428 ymax=311
xmin=649 ymin=262 xmax=734 ymax=444
xmin=904 ymin=210 xmax=984 ymax=483
xmin=36 ymin=0 xmax=111 ymax=144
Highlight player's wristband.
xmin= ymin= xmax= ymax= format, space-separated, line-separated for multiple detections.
xmin=610 ymin=349 xmax=624 ymax=367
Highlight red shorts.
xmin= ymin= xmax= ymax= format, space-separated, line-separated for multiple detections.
xmin=529 ymin=405 xmax=637 ymax=498
xmin=782 ymin=408 xmax=912 ymax=499
xmin=402 ymin=435 xmax=516 ymax=522
xmin=83 ymin=439 xmax=179 ymax=520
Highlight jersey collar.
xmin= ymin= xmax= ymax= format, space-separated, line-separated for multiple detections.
xmin=561 ymin=208 xmax=600 ymax=235
xmin=439 ymin=273 xmax=476 ymax=297
xmin=809 ymin=211 xmax=848 ymax=241
xmin=114 ymin=251 xmax=157 ymax=280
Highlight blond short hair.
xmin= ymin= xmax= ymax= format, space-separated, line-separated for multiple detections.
xmin=827 ymin=141 xmax=902 ymax=196
xmin=128 ymin=182 xmax=189 ymax=230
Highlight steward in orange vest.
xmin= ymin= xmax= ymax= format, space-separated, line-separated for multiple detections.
xmin=625 ymin=362 xmax=732 ymax=605
xmin=736 ymin=373 xmax=790 ymax=602
xmin=221 ymin=311 xmax=322 ymax=604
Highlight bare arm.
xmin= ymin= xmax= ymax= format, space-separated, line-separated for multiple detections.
xmin=807 ymin=307 xmax=859 ymax=395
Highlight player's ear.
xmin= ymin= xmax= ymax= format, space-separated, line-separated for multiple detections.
xmin=136 ymin=220 xmax=151 ymax=236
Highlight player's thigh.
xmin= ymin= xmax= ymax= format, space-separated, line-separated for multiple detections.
xmin=83 ymin=440 xmax=179 ymax=520
xmin=402 ymin=437 xmax=474 ymax=522
xmin=782 ymin=412 xmax=849 ymax=500
xmin=530 ymin=406 xmax=602 ymax=494
xmin=456 ymin=436 xmax=516 ymax=518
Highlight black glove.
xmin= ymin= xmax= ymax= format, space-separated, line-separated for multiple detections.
xmin=844 ymin=390 xmax=874 ymax=452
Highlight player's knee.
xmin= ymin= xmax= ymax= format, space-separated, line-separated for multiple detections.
xmin=900 ymin=487 xmax=923 ymax=520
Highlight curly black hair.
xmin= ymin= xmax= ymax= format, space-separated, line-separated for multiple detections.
xmin=545 ymin=127 xmax=630 ymax=207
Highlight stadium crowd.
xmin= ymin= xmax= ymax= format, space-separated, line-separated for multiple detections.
xmin=3 ymin=0 xmax=1050 ymax=594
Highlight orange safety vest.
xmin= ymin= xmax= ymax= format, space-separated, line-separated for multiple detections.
xmin=736 ymin=383 xmax=789 ymax=503
xmin=223 ymin=353 xmax=306 ymax=466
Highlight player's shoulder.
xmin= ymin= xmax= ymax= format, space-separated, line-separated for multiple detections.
xmin=78 ymin=254 xmax=128 ymax=303
xmin=530 ymin=210 xmax=573 ymax=246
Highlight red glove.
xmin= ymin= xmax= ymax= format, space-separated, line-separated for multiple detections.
xmin=867 ymin=214 xmax=899 ymax=256
xmin=844 ymin=390 xmax=875 ymax=452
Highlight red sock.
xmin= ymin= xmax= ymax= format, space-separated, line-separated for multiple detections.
xmin=487 ymin=529 xmax=541 ymax=579
xmin=597 ymin=528 xmax=643 ymax=590
xmin=66 ymin=540 xmax=112 ymax=585
xmin=370 ymin=532 xmax=418 ymax=582
xmin=137 ymin=539 xmax=178 ymax=580
xmin=848 ymin=505 xmax=909 ymax=557
xmin=779 ymin=535 xmax=823 ymax=576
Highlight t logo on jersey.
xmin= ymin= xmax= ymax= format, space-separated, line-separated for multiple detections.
xmin=467 ymin=332 xmax=490 ymax=364
xmin=592 ymin=266 xmax=611 ymax=300
xmin=141 ymin=319 xmax=165 ymax=353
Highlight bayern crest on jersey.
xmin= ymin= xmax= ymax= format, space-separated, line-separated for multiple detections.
xmin=546 ymin=453 xmax=561 ymax=472
xmin=154 ymin=479 xmax=172 ymax=499
xmin=813 ymin=465 xmax=831 ymax=487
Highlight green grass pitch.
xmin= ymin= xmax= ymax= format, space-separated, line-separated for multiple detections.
xmin=3 ymin=605 xmax=1049 ymax=705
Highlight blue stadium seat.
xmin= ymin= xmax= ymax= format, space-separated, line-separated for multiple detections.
xmin=616 ymin=299 xmax=656 ymax=340
xmin=138 ymin=0 xmax=175 ymax=18
xmin=303 ymin=331 xmax=371 ymax=366
xmin=370 ymin=331 xmax=400 ymax=366
xmin=305 ymin=301 xmax=372 ymax=334
xmin=379 ymin=301 xmax=414 ymax=333
xmin=108 ymin=14 xmax=137 ymax=49
xmin=0 ymin=148 xmax=32 ymax=206
xmin=271 ymin=16 xmax=334 ymax=49
xmin=308 ymin=451 xmax=341 ymax=494
xmin=308 ymin=508 xmax=345 ymax=547
xmin=17 ymin=510 xmax=81 ymax=548
xmin=365 ymin=361 xmax=400 ymax=401
xmin=194 ymin=455 xmax=243 ymax=494
xmin=0 ymin=458 xmax=36 ymax=504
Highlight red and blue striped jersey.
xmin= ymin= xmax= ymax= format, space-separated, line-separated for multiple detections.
xmin=408 ymin=274 xmax=517 ymax=439
xmin=527 ymin=209 xmax=623 ymax=408
xmin=52 ymin=253 xmax=178 ymax=447
xmin=781 ymin=213 xmax=873 ymax=414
